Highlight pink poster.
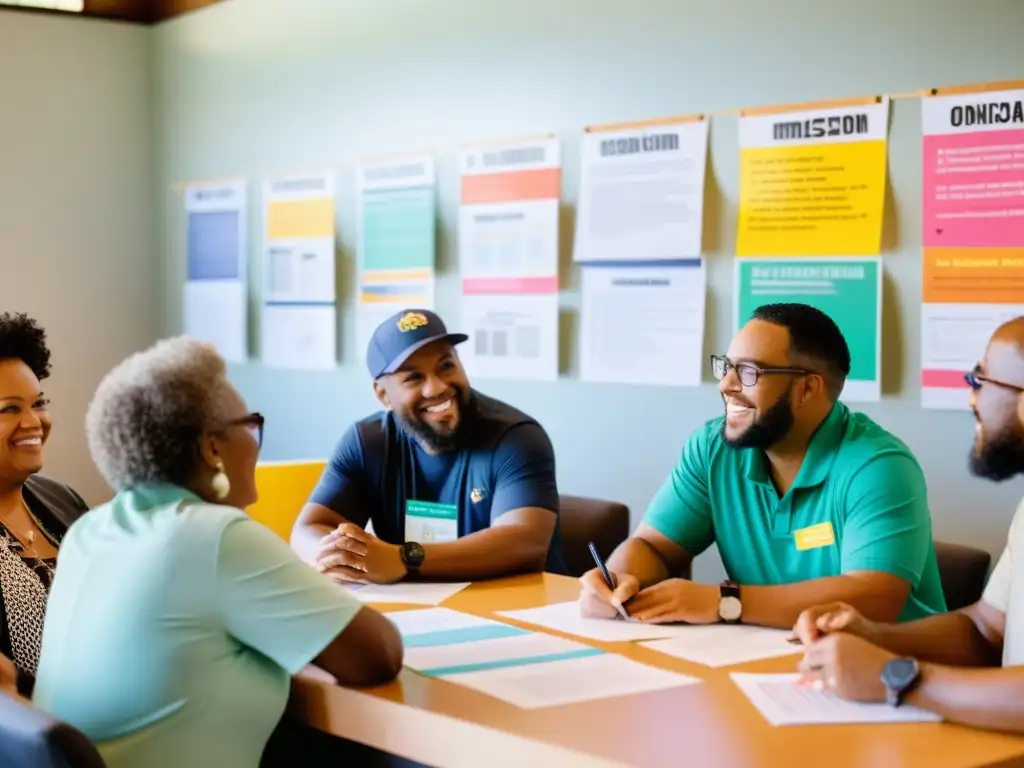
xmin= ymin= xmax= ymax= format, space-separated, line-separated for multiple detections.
xmin=922 ymin=90 xmax=1024 ymax=249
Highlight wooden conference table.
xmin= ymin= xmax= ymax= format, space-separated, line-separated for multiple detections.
xmin=289 ymin=573 xmax=1024 ymax=768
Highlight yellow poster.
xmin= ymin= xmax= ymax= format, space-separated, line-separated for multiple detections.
xmin=736 ymin=97 xmax=889 ymax=257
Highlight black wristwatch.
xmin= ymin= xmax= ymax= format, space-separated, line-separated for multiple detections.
xmin=718 ymin=580 xmax=742 ymax=623
xmin=880 ymin=657 xmax=920 ymax=707
xmin=400 ymin=541 xmax=425 ymax=574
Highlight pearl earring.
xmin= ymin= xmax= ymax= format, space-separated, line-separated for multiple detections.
xmin=210 ymin=460 xmax=231 ymax=501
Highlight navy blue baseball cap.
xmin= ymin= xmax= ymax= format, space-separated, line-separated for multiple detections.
xmin=366 ymin=309 xmax=469 ymax=379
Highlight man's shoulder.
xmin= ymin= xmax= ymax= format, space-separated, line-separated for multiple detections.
xmin=835 ymin=409 xmax=922 ymax=472
xmin=332 ymin=411 xmax=389 ymax=460
xmin=469 ymin=391 xmax=544 ymax=447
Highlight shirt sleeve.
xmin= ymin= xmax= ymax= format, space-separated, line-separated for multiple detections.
xmin=489 ymin=423 xmax=560 ymax=521
xmin=216 ymin=517 xmax=364 ymax=675
xmin=640 ymin=427 xmax=715 ymax=557
xmin=840 ymin=452 xmax=933 ymax=585
xmin=982 ymin=500 xmax=1023 ymax=613
xmin=307 ymin=423 xmax=371 ymax=528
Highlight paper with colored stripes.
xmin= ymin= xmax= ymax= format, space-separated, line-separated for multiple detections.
xmin=386 ymin=607 xmax=702 ymax=708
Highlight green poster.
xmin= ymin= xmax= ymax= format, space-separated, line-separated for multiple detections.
xmin=360 ymin=186 xmax=436 ymax=271
xmin=735 ymin=258 xmax=881 ymax=402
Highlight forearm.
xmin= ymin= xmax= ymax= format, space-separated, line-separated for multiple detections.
xmin=872 ymin=611 xmax=1001 ymax=667
xmin=607 ymin=538 xmax=672 ymax=589
xmin=741 ymin=575 xmax=905 ymax=630
xmin=417 ymin=526 xmax=547 ymax=580
xmin=906 ymin=664 xmax=1024 ymax=733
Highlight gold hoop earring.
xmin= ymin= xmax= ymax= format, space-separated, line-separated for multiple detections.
xmin=210 ymin=460 xmax=231 ymax=501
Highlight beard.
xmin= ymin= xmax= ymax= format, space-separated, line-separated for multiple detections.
xmin=722 ymin=386 xmax=795 ymax=450
xmin=968 ymin=424 xmax=1024 ymax=482
xmin=396 ymin=386 xmax=475 ymax=453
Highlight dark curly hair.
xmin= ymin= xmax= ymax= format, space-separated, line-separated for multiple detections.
xmin=0 ymin=312 xmax=51 ymax=381
xmin=752 ymin=303 xmax=850 ymax=401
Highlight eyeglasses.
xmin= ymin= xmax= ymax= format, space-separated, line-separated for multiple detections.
xmin=965 ymin=364 xmax=1024 ymax=394
xmin=710 ymin=355 xmax=813 ymax=388
xmin=221 ymin=412 xmax=265 ymax=449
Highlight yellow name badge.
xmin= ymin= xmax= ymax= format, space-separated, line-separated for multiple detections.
xmin=794 ymin=522 xmax=836 ymax=551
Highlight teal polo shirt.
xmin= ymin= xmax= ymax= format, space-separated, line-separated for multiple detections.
xmin=643 ymin=402 xmax=946 ymax=621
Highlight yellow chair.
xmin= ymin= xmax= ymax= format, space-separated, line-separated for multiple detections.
xmin=247 ymin=460 xmax=326 ymax=541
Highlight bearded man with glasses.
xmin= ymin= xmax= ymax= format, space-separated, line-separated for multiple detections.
xmin=788 ymin=317 xmax=1024 ymax=732
xmin=579 ymin=303 xmax=946 ymax=630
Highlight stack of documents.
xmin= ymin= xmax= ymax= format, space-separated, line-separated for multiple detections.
xmin=343 ymin=581 xmax=471 ymax=606
xmin=641 ymin=625 xmax=800 ymax=667
xmin=731 ymin=673 xmax=942 ymax=726
xmin=387 ymin=608 xmax=702 ymax=708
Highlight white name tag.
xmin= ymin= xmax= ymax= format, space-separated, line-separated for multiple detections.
xmin=405 ymin=500 xmax=458 ymax=543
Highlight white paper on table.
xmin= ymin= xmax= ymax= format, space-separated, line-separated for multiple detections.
xmin=344 ymin=582 xmax=472 ymax=606
xmin=730 ymin=673 xmax=942 ymax=726
xmin=640 ymin=625 xmax=800 ymax=668
xmin=496 ymin=601 xmax=697 ymax=642
xmin=382 ymin=607 xmax=495 ymax=636
xmin=260 ymin=303 xmax=336 ymax=370
xmin=444 ymin=652 xmax=701 ymax=709
xmin=405 ymin=631 xmax=598 ymax=674
xmin=580 ymin=262 xmax=706 ymax=387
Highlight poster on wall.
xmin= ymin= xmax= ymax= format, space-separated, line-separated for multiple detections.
xmin=736 ymin=97 xmax=890 ymax=257
xmin=920 ymin=84 xmax=1024 ymax=409
xmin=580 ymin=261 xmax=707 ymax=387
xmin=735 ymin=258 xmax=882 ymax=402
xmin=574 ymin=116 xmax=709 ymax=263
xmin=457 ymin=135 xmax=561 ymax=381
xmin=356 ymin=154 xmax=436 ymax=356
xmin=183 ymin=180 xmax=248 ymax=363
xmin=260 ymin=172 xmax=337 ymax=370
xmin=573 ymin=114 xmax=709 ymax=386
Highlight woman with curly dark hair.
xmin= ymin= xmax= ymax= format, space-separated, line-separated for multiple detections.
xmin=0 ymin=312 xmax=88 ymax=697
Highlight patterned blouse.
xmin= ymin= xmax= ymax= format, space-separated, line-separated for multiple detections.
xmin=0 ymin=475 xmax=88 ymax=695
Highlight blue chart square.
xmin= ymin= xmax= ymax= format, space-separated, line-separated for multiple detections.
xmin=188 ymin=211 xmax=241 ymax=280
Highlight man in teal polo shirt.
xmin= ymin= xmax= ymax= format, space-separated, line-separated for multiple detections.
xmin=580 ymin=303 xmax=945 ymax=628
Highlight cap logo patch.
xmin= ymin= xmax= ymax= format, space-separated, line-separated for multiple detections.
xmin=397 ymin=312 xmax=428 ymax=333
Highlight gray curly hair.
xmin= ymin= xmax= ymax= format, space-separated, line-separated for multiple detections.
xmin=86 ymin=337 xmax=230 ymax=491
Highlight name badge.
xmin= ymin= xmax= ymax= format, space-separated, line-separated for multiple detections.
xmin=794 ymin=522 xmax=835 ymax=551
xmin=405 ymin=500 xmax=458 ymax=543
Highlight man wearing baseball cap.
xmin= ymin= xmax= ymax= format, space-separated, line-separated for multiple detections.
xmin=291 ymin=309 xmax=566 ymax=583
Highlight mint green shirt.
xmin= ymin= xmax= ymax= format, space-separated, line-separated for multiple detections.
xmin=33 ymin=484 xmax=362 ymax=768
xmin=642 ymin=403 xmax=946 ymax=620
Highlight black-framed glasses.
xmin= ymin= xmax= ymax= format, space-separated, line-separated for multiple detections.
xmin=222 ymin=412 xmax=265 ymax=449
xmin=965 ymin=364 xmax=1024 ymax=394
xmin=710 ymin=354 xmax=813 ymax=388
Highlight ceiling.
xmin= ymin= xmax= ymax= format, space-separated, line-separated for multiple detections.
xmin=0 ymin=0 xmax=228 ymax=23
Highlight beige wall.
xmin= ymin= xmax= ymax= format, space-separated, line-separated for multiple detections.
xmin=0 ymin=12 xmax=156 ymax=504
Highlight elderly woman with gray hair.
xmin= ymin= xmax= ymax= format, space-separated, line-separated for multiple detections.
xmin=31 ymin=337 xmax=403 ymax=768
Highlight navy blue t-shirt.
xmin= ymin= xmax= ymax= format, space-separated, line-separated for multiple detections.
xmin=308 ymin=392 xmax=566 ymax=574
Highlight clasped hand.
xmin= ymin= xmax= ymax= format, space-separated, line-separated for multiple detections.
xmin=578 ymin=569 xmax=719 ymax=624
xmin=316 ymin=523 xmax=407 ymax=585
xmin=793 ymin=602 xmax=894 ymax=703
